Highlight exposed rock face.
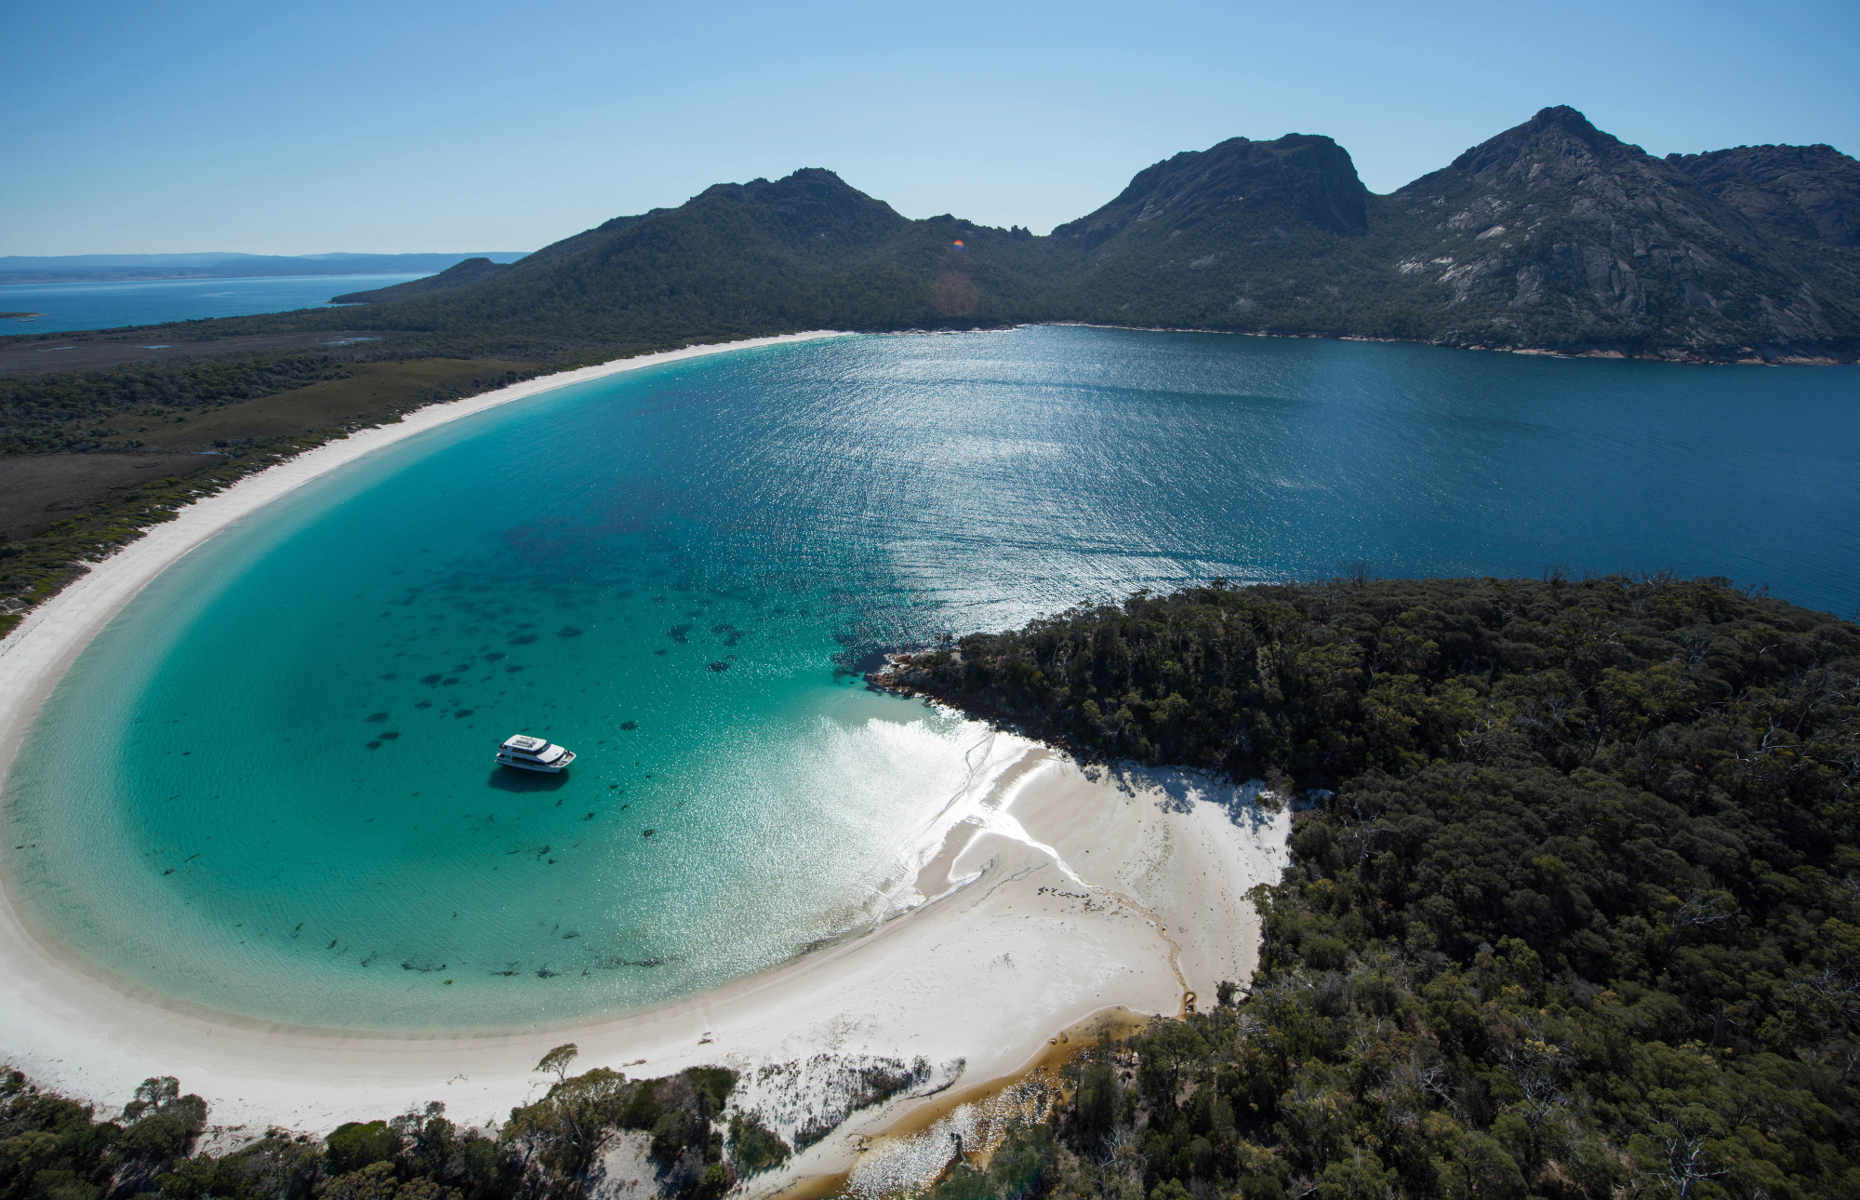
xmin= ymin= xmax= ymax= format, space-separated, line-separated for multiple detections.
xmin=1040 ymin=105 xmax=1860 ymax=357
xmin=1671 ymin=143 xmax=1860 ymax=247
xmin=344 ymin=108 xmax=1860 ymax=362
xmin=1373 ymin=106 xmax=1859 ymax=356
xmin=1043 ymin=134 xmax=1386 ymax=332
xmin=1667 ymin=143 xmax=1860 ymax=345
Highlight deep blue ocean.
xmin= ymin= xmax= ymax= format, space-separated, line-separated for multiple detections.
xmin=0 ymin=273 xmax=425 ymax=334
xmin=6 ymin=327 xmax=1857 ymax=1029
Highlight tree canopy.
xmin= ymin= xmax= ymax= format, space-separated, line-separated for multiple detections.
xmin=894 ymin=576 xmax=1860 ymax=1199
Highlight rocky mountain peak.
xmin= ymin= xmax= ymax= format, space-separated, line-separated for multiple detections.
xmin=1669 ymin=143 xmax=1860 ymax=246
xmin=1053 ymin=132 xmax=1368 ymax=246
xmin=334 ymin=106 xmax=1860 ymax=363
xmin=1449 ymin=105 xmax=1629 ymax=178
xmin=684 ymin=168 xmax=906 ymax=246
xmin=1527 ymin=104 xmax=1603 ymax=138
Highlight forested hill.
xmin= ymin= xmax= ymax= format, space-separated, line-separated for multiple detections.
xmin=881 ymin=576 xmax=1860 ymax=1198
xmin=320 ymin=168 xmax=1069 ymax=353
xmin=310 ymin=107 xmax=1860 ymax=363
xmin=329 ymin=256 xmax=511 ymax=303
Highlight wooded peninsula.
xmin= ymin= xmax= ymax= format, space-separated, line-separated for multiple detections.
xmin=881 ymin=575 xmax=1860 ymax=1200
xmin=5 ymin=575 xmax=1855 ymax=1197
xmin=4 ymin=102 xmax=1860 ymax=1199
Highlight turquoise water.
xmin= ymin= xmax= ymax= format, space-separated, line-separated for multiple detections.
xmin=6 ymin=327 xmax=1859 ymax=1029
xmin=0 ymin=273 xmax=425 ymax=334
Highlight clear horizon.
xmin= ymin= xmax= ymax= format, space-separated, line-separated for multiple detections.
xmin=4 ymin=0 xmax=1855 ymax=256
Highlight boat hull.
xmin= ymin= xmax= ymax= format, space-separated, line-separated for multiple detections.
xmin=495 ymin=750 xmax=575 ymax=773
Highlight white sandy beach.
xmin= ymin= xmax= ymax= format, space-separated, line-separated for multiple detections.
xmin=0 ymin=330 xmax=1290 ymax=1185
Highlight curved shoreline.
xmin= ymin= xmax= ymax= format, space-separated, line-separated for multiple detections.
xmin=0 ymin=328 xmax=1289 ymax=1159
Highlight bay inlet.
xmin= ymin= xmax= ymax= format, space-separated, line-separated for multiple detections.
xmin=4 ymin=324 xmax=1858 ymax=1036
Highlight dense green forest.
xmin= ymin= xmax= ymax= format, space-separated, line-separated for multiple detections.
xmin=13 ymin=575 xmax=1851 ymax=1199
xmin=4 ymin=104 xmax=1860 ymax=1199
xmin=4 ymin=577 xmax=1857 ymax=1198
xmin=0 ymin=355 xmax=355 ymax=456
xmin=884 ymin=576 xmax=1859 ymax=1199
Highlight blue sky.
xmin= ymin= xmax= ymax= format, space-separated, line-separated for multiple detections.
xmin=3 ymin=0 xmax=1855 ymax=254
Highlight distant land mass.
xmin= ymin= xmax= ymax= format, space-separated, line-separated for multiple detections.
xmin=1 ymin=107 xmax=1856 ymax=1200
xmin=3 ymin=104 xmax=1858 ymax=643
xmin=329 ymin=255 xmax=512 ymax=303
xmin=0 ymin=251 xmax=529 ymax=285
xmin=326 ymin=106 xmax=1860 ymax=363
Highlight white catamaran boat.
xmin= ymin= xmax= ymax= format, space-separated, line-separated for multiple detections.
xmin=496 ymin=734 xmax=576 ymax=773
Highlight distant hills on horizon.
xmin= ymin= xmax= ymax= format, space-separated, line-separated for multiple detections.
xmin=0 ymin=251 xmax=530 ymax=285
xmin=325 ymin=106 xmax=1860 ymax=364
xmin=10 ymin=108 xmax=1853 ymax=363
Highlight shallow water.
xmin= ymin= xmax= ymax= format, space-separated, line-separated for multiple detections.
xmin=7 ymin=327 xmax=1858 ymax=1029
